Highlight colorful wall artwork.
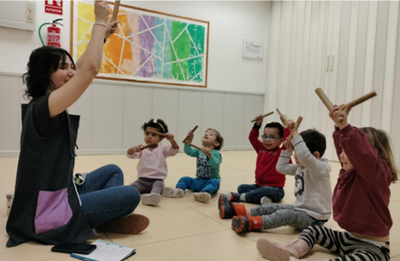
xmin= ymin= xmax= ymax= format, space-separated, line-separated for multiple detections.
xmin=71 ymin=1 xmax=209 ymax=87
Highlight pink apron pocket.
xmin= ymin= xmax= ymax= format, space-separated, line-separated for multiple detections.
xmin=34 ymin=188 xmax=73 ymax=234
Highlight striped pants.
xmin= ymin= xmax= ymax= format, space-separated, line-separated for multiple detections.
xmin=299 ymin=226 xmax=390 ymax=261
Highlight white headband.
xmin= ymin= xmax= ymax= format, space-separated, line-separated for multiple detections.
xmin=153 ymin=118 xmax=166 ymax=133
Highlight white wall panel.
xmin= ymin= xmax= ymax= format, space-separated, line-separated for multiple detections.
xmin=265 ymin=1 xmax=400 ymax=164
xmin=223 ymin=94 xmax=245 ymax=149
xmin=345 ymin=1 xmax=359 ymax=124
xmin=177 ymin=90 xmax=203 ymax=146
xmin=0 ymin=75 xmax=264 ymax=156
xmin=381 ymin=1 xmax=399 ymax=133
xmin=298 ymin=1 xmax=311 ymax=125
xmin=91 ymin=83 xmax=124 ymax=150
xmin=354 ymin=1 xmax=369 ymax=128
xmin=370 ymin=1 xmax=389 ymax=129
xmin=265 ymin=1 xmax=281 ymax=114
xmin=290 ymin=1 xmax=305 ymax=120
xmin=152 ymin=89 xmax=179 ymax=148
xmin=69 ymin=85 xmax=93 ymax=150
xmin=0 ymin=75 xmax=20 ymax=152
xmin=391 ymin=3 xmax=400 ymax=168
xmin=243 ymin=95 xmax=264 ymax=146
xmin=305 ymin=1 xmax=320 ymax=132
xmin=279 ymin=2 xmax=293 ymax=116
xmin=201 ymin=92 xmax=224 ymax=145
xmin=122 ymin=86 xmax=153 ymax=149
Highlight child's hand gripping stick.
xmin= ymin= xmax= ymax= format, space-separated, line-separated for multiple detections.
xmin=287 ymin=116 xmax=303 ymax=141
xmin=140 ymin=143 xmax=158 ymax=150
xmin=182 ymin=125 xmax=198 ymax=143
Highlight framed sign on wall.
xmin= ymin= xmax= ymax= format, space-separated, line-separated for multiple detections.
xmin=71 ymin=1 xmax=209 ymax=87
xmin=242 ymin=39 xmax=263 ymax=60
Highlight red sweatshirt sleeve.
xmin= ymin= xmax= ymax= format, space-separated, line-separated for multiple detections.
xmin=338 ymin=124 xmax=388 ymax=184
xmin=249 ymin=127 xmax=264 ymax=153
xmin=332 ymin=126 xmax=343 ymax=166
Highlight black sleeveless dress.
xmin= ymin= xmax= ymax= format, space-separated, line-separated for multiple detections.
xmin=6 ymin=94 xmax=94 ymax=247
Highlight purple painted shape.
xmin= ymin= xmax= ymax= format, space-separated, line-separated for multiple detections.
xmin=139 ymin=15 xmax=155 ymax=77
xmin=34 ymin=188 xmax=73 ymax=234
xmin=136 ymin=55 xmax=156 ymax=78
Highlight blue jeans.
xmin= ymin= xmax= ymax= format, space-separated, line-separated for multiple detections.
xmin=77 ymin=164 xmax=141 ymax=228
xmin=237 ymin=184 xmax=284 ymax=204
xmin=176 ymin=177 xmax=220 ymax=194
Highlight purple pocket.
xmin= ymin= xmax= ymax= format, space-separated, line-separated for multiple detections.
xmin=34 ymin=188 xmax=73 ymax=234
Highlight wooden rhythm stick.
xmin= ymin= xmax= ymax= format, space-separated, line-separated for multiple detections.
xmin=187 ymin=143 xmax=202 ymax=151
xmin=315 ymin=88 xmax=344 ymax=123
xmin=346 ymin=91 xmax=377 ymax=108
xmin=140 ymin=143 xmax=158 ymax=150
xmin=111 ymin=0 xmax=121 ymax=21
xmin=276 ymin=108 xmax=289 ymax=124
xmin=316 ymin=88 xmax=377 ymax=123
xmin=251 ymin=111 xmax=274 ymax=123
xmin=146 ymin=129 xmax=167 ymax=137
xmin=288 ymin=116 xmax=303 ymax=141
xmin=182 ymin=125 xmax=199 ymax=143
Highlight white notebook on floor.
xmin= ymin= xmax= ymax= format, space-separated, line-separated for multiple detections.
xmin=70 ymin=239 xmax=136 ymax=261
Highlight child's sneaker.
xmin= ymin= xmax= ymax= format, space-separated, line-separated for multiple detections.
xmin=194 ymin=192 xmax=211 ymax=202
xmin=227 ymin=192 xmax=241 ymax=202
xmin=260 ymin=196 xmax=272 ymax=205
xmin=231 ymin=216 xmax=262 ymax=233
xmin=256 ymin=237 xmax=309 ymax=260
xmin=218 ymin=194 xmax=235 ymax=219
xmin=161 ymin=187 xmax=184 ymax=198
xmin=142 ymin=193 xmax=161 ymax=206
xmin=96 ymin=214 xmax=149 ymax=234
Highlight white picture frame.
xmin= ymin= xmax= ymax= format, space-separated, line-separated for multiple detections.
xmin=242 ymin=39 xmax=264 ymax=60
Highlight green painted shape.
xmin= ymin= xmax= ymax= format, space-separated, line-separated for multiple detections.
xmin=174 ymin=29 xmax=191 ymax=60
xmin=188 ymin=24 xmax=205 ymax=55
xmin=186 ymin=56 xmax=203 ymax=82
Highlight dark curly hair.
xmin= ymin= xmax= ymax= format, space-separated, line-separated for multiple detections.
xmin=141 ymin=118 xmax=169 ymax=134
xmin=22 ymin=46 xmax=75 ymax=99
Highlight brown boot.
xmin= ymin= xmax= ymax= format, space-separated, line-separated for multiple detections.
xmin=96 ymin=214 xmax=150 ymax=234
xmin=257 ymin=237 xmax=309 ymax=260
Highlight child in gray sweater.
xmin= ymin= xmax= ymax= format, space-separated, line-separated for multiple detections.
xmin=218 ymin=120 xmax=332 ymax=233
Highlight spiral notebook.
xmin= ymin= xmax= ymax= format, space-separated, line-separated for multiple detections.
xmin=70 ymin=239 xmax=136 ymax=261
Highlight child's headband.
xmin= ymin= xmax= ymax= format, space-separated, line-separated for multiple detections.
xmin=153 ymin=118 xmax=166 ymax=133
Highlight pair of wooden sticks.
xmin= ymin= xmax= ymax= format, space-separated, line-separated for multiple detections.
xmin=146 ymin=126 xmax=203 ymax=150
xmin=182 ymin=125 xmax=203 ymax=150
xmin=315 ymin=88 xmax=377 ymax=122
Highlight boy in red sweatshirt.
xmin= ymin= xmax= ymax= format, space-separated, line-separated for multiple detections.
xmin=222 ymin=114 xmax=290 ymax=205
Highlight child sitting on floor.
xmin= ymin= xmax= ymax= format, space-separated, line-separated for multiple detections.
xmin=127 ymin=118 xmax=179 ymax=206
xmin=256 ymin=105 xmax=397 ymax=261
xmin=225 ymin=114 xmax=290 ymax=205
xmin=162 ymin=128 xmax=223 ymax=203
xmin=219 ymin=120 xmax=332 ymax=234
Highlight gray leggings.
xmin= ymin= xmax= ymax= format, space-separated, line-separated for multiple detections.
xmin=130 ymin=177 xmax=165 ymax=194
xmin=250 ymin=203 xmax=325 ymax=231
